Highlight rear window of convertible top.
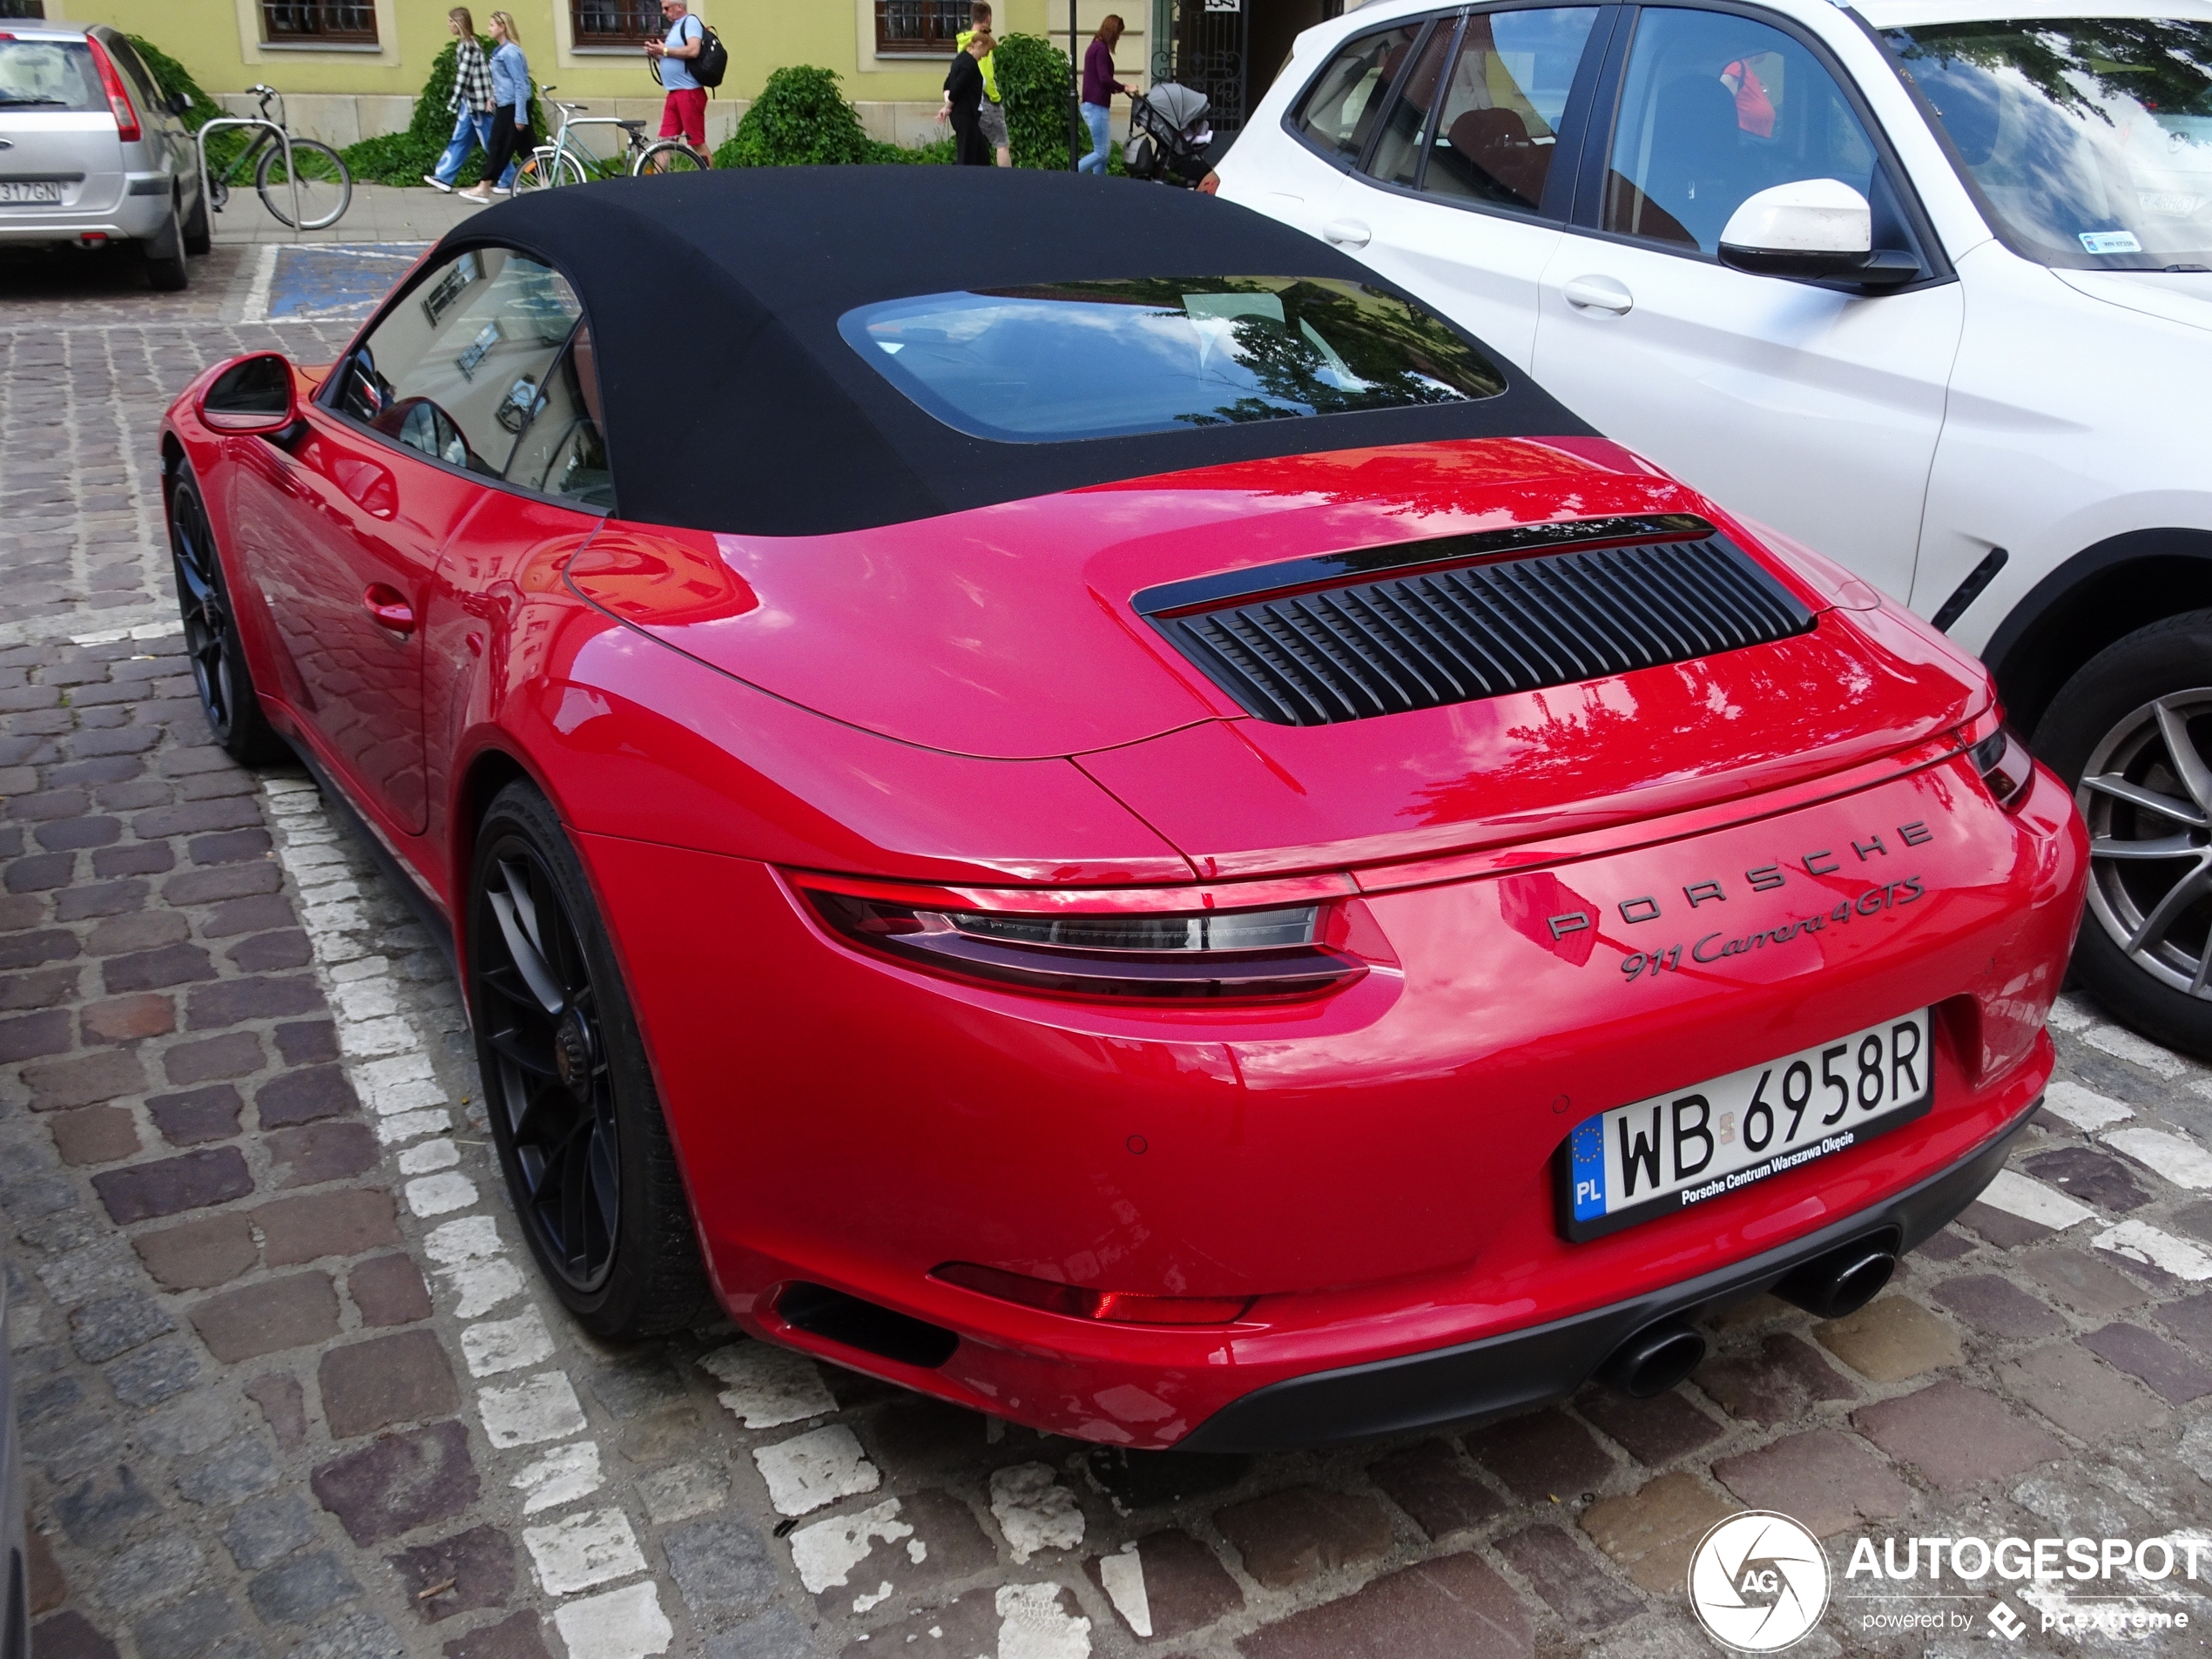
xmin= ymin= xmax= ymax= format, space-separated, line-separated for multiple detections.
xmin=839 ymin=277 xmax=1507 ymax=442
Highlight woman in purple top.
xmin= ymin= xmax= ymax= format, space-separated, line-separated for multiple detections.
xmin=1078 ymin=15 xmax=1134 ymax=176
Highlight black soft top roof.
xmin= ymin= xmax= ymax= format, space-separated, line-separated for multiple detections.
xmin=442 ymin=166 xmax=1593 ymax=536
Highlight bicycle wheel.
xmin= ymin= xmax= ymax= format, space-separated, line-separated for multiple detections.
xmin=256 ymin=138 xmax=351 ymax=229
xmin=512 ymin=148 xmax=588 ymax=192
xmin=631 ymin=139 xmax=707 ymax=177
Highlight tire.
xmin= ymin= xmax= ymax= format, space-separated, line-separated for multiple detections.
xmin=144 ymin=201 xmax=187 ymax=292
xmin=168 ymin=469 xmax=288 ymax=765
xmin=631 ymin=139 xmax=706 ymax=177
xmin=510 ymin=148 xmax=586 ymax=192
xmin=181 ymin=180 xmax=212 ymax=256
xmin=469 ymin=780 xmax=711 ymax=1339
xmin=255 ymin=138 xmax=351 ymax=229
xmin=2035 ymin=609 xmax=2212 ymax=1059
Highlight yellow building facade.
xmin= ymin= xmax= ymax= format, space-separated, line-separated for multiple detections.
xmin=33 ymin=0 xmax=1156 ymax=149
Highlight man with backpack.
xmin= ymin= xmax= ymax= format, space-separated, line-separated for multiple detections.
xmin=644 ymin=0 xmax=719 ymax=164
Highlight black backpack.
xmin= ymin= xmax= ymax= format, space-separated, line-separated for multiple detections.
xmin=692 ymin=22 xmax=729 ymax=89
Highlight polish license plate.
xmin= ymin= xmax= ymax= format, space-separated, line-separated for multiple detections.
xmin=1559 ymin=1009 xmax=1934 ymax=1242
xmin=0 ymin=180 xmax=64 ymax=205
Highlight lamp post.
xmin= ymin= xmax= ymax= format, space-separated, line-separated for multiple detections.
xmin=1069 ymin=0 xmax=1082 ymax=170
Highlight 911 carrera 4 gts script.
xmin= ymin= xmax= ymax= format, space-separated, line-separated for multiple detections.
xmin=1620 ymin=876 xmax=1927 ymax=981
xmin=1560 ymin=1010 xmax=1935 ymax=1240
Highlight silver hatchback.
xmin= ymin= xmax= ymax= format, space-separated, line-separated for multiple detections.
xmin=0 ymin=22 xmax=207 ymax=289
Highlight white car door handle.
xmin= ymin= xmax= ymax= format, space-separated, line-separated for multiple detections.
xmin=1562 ymin=275 xmax=1635 ymax=314
xmin=1321 ymin=218 xmax=1372 ymax=248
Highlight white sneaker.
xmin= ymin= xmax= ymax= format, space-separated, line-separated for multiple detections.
xmin=492 ymin=184 xmax=512 ymax=195
xmin=422 ymin=174 xmax=453 ymax=192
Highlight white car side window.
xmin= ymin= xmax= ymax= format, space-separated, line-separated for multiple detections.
xmin=1602 ymin=7 xmax=1878 ymax=253
xmin=1291 ymin=22 xmax=1426 ymax=165
xmin=1420 ymin=7 xmax=1603 ymax=212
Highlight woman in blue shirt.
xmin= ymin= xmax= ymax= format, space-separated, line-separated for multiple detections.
xmin=460 ymin=11 xmax=530 ymax=201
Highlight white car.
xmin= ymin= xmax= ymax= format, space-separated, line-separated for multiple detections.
xmin=1217 ymin=0 xmax=2212 ymax=1057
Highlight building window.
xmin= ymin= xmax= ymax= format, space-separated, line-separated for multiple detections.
xmin=572 ymin=0 xmax=664 ymax=49
xmin=0 ymin=0 xmax=47 ymax=17
xmin=877 ymin=0 xmax=970 ymax=56
xmin=260 ymin=1 xmax=379 ymax=44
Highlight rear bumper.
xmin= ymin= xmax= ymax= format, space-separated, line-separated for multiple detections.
xmin=0 ymin=192 xmax=171 ymax=244
xmin=1180 ymin=1096 xmax=2033 ymax=1450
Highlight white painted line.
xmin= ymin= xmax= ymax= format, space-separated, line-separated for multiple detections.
xmin=551 ymin=1580 xmax=674 ymax=1659
xmin=989 ymin=1463 xmax=1086 ymax=1564
xmin=374 ymin=1109 xmax=452 ymax=1146
xmin=2080 ymin=1022 xmax=2192 ymax=1078
xmin=790 ymin=1498 xmax=911 ymax=1595
xmin=698 ymin=1341 xmax=837 ymax=1428
xmin=241 ymin=241 xmax=278 ymax=324
xmin=2040 ymin=1081 xmax=2134 ymax=1133
xmin=462 ymin=1305 xmax=555 ymax=1378
xmin=2094 ymin=1219 xmax=2212 ymax=1281
xmin=996 ymin=1582 xmax=1093 ymax=1659
xmin=2104 ymin=1126 xmax=2212 ymax=1190
xmin=753 ymin=1425 xmax=881 ymax=1516
xmin=1978 ymin=1169 xmax=2095 ymax=1231
xmin=397 ymin=1138 xmax=459 ymax=1175
xmin=523 ymin=1507 xmax=649 ymax=1595
xmin=513 ymin=1441 xmax=605 ymax=1515
xmin=405 ymin=1170 xmax=479 ymax=1217
xmin=449 ymin=1258 xmax=526 ymax=1319
xmin=479 ymin=1371 xmax=590 ymax=1448
xmin=1098 ymin=1543 xmax=1152 ymax=1639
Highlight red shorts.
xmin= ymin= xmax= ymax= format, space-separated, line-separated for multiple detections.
xmin=660 ymin=87 xmax=707 ymax=146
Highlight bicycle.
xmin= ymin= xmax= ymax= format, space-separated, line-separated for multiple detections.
xmin=510 ymin=88 xmax=707 ymax=191
xmin=203 ymin=84 xmax=352 ymax=230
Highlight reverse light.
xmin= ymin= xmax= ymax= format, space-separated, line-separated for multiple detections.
xmin=800 ymin=883 xmax=1365 ymax=1001
xmin=85 ymin=37 xmax=141 ymax=142
xmin=934 ymin=1261 xmax=1253 ymax=1325
xmin=1969 ymin=725 xmax=2035 ymax=812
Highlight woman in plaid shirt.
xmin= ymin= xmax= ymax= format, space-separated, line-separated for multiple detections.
xmin=426 ymin=8 xmax=496 ymax=193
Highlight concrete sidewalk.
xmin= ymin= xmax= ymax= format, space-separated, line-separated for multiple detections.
xmin=211 ymin=182 xmax=490 ymax=249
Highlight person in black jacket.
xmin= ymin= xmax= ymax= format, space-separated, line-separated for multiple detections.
xmin=941 ymin=25 xmax=993 ymax=166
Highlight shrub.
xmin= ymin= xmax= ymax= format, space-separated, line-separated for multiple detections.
xmin=717 ymin=65 xmax=872 ymax=167
xmin=993 ymin=34 xmax=1076 ymax=171
xmin=126 ymin=35 xmax=252 ymax=172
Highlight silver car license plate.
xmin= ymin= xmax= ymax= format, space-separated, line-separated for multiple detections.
xmin=0 ymin=181 xmax=64 ymax=205
xmin=1560 ymin=1009 xmax=1935 ymax=1241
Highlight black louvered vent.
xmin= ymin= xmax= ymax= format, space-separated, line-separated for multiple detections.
xmin=1137 ymin=527 xmax=1817 ymax=727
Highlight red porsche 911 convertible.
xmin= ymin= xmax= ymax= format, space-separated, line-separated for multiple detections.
xmin=161 ymin=170 xmax=2084 ymax=1450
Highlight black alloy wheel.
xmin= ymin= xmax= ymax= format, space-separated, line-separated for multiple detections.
xmin=167 ymin=469 xmax=287 ymax=765
xmin=2039 ymin=611 xmax=2212 ymax=1059
xmin=469 ymin=780 xmax=709 ymax=1337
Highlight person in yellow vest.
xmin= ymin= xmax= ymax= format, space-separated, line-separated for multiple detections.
xmin=956 ymin=1 xmax=1010 ymax=167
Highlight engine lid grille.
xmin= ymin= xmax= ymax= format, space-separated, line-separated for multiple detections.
xmin=1133 ymin=518 xmax=1818 ymax=727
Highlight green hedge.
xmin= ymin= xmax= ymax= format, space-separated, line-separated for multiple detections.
xmin=714 ymin=43 xmax=1080 ymax=171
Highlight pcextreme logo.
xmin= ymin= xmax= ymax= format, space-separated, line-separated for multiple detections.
xmin=1687 ymin=1511 xmax=1831 ymax=1652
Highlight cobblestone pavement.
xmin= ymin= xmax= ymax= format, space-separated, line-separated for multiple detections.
xmin=6 ymin=235 xmax=2212 ymax=1659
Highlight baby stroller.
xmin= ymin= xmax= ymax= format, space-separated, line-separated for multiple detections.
xmin=1123 ymin=83 xmax=1216 ymax=187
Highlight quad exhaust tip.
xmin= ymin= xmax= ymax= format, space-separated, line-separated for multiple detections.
xmin=1597 ymin=1229 xmax=1902 ymax=1397
xmin=1596 ymin=1321 xmax=1708 ymax=1398
xmin=1774 ymin=1231 xmax=1900 ymax=1321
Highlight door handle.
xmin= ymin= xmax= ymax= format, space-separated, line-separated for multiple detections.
xmin=363 ymin=584 xmax=415 ymax=636
xmin=1562 ymin=274 xmax=1635 ymax=314
xmin=1321 ymin=218 xmax=1372 ymax=248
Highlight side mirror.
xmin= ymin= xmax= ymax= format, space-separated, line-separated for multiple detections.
xmin=199 ymin=353 xmax=299 ymax=435
xmin=165 ymin=90 xmax=192 ymax=118
xmin=1718 ymin=179 xmax=1919 ymax=288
